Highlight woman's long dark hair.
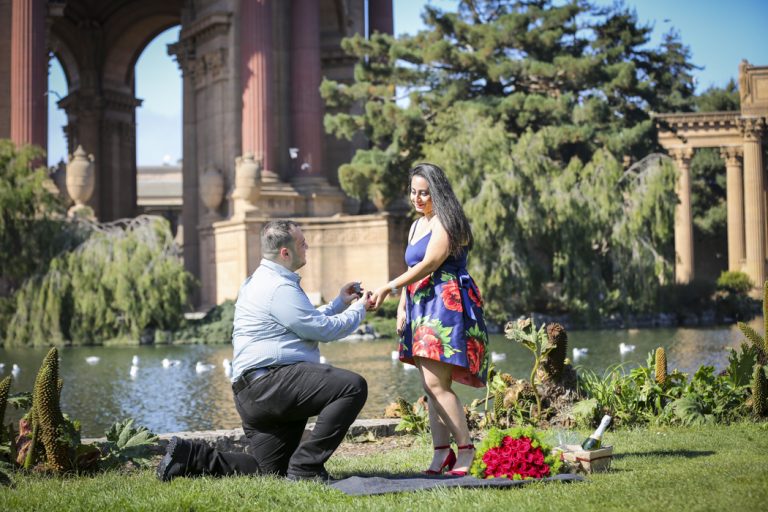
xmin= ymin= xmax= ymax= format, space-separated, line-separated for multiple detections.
xmin=410 ymin=163 xmax=473 ymax=256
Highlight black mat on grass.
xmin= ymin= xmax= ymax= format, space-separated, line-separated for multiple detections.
xmin=328 ymin=473 xmax=583 ymax=496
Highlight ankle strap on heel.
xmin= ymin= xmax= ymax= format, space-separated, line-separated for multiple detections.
xmin=433 ymin=444 xmax=451 ymax=450
xmin=456 ymin=444 xmax=474 ymax=450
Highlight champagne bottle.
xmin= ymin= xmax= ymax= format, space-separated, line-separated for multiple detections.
xmin=581 ymin=415 xmax=611 ymax=450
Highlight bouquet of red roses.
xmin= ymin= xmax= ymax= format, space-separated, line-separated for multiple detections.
xmin=470 ymin=426 xmax=563 ymax=480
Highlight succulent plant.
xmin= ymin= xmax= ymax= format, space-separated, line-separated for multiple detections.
xmin=493 ymin=388 xmax=506 ymax=422
xmin=32 ymin=348 xmax=70 ymax=472
xmin=655 ymin=347 xmax=668 ymax=387
xmin=0 ymin=376 xmax=11 ymax=431
xmin=752 ymin=363 xmax=766 ymax=417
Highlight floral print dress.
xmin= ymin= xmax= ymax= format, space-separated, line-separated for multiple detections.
xmin=399 ymin=231 xmax=489 ymax=387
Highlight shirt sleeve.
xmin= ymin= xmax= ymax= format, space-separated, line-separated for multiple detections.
xmin=316 ymin=295 xmax=346 ymax=316
xmin=270 ymin=283 xmax=366 ymax=342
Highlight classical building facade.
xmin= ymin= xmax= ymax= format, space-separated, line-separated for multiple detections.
xmin=655 ymin=61 xmax=767 ymax=289
xmin=0 ymin=0 xmax=407 ymax=307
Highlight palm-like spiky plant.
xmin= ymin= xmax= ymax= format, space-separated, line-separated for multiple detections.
xmin=737 ymin=281 xmax=768 ymax=365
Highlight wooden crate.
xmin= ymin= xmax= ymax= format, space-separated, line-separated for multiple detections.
xmin=557 ymin=444 xmax=613 ymax=473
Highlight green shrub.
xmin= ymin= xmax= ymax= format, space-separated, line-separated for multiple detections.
xmin=716 ymin=271 xmax=753 ymax=294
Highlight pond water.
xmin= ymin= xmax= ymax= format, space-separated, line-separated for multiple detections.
xmin=0 ymin=317 xmax=762 ymax=437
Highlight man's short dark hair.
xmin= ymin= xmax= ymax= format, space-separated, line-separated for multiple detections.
xmin=261 ymin=220 xmax=299 ymax=257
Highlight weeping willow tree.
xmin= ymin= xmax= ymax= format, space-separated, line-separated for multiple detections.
xmin=422 ymin=103 xmax=677 ymax=321
xmin=5 ymin=215 xmax=195 ymax=347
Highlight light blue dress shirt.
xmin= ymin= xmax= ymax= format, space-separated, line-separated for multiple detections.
xmin=231 ymin=258 xmax=367 ymax=381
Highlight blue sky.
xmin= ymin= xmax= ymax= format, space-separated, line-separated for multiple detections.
xmin=47 ymin=0 xmax=768 ymax=166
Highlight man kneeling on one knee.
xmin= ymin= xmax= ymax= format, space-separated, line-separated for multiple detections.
xmin=157 ymin=219 xmax=374 ymax=482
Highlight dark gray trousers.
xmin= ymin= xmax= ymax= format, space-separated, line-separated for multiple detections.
xmin=182 ymin=362 xmax=367 ymax=477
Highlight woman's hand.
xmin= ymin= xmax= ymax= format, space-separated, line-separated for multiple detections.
xmin=370 ymin=286 xmax=392 ymax=310
xmin=396 ymin=308 xmax=407 ymax=337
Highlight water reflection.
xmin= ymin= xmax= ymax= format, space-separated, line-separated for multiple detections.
xmin=0 ymin=318 xmax=761 ymax=437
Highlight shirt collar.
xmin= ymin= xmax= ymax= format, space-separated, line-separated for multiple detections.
xmin=260 ymin=258 xmax=301 ymax=283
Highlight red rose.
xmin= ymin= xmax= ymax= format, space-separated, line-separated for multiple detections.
xmin=468 ymin=286 xmax=484 ymax=308
xmin=412 ymin=326 xmax=444 ymax=360
xmin=408 ymin=275 xmax=432 ymax=296
xmin=466 ymin=337 xmax=484 ymax=374
xmin=441 ymin=280 xmax=463 ymax=312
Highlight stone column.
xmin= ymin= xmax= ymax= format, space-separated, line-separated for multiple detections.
xmin=672 ymin=147 xmax=694 ymax=284
xmin=368 ymin=0 xmax=394 ymax=35
xmin=291 ymin=0 xmax=324 ymax=180
xmin=10 ymin=0 xmax=47 ymax=147
xmin=0 ymin=0 xmax=12 ymax=139
xmin=740 ymin=117 xmax=766 ymax=287
xmin=241 ymin=0 xmax=277 ymax=181
xmin=721 ymin=146 xmax=746 ymax=272
xmin=169 ymin=37 xmax=201 ymax=297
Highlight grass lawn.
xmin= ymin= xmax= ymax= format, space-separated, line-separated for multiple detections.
xmin=1 ymin=422 xmax=766 ymax=511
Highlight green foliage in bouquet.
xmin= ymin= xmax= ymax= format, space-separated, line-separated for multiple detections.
xmin=99 ymin=418 xmax=159 ymax=470
xmin=470 ymin=426 xmax=563 ymax=480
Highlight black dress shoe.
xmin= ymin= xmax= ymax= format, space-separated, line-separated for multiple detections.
xmin=156 ymin=436 xmax=191 ymax=482
xmin=285 ymin=469 xmax=334 ymax=483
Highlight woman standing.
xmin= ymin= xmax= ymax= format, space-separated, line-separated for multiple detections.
xmin=370 ymin=163 xmax=489 ymax=476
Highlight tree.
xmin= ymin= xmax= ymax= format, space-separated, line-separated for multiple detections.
xmin=322 ymin=0 xmax=696 ymax=320
xmin=0 ymin=140 xmax=81 ymax=293
xmin=0 ymin=140 xmax=87 ymax=339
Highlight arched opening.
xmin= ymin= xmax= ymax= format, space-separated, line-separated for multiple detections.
xmin=134 ymin=26 xmax=182 ymax=236
xmin=47 ymin=55 xmax=68 ymax=167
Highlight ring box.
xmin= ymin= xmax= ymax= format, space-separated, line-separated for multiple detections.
xmin=556 ymin=444 xmax=613 ymax=473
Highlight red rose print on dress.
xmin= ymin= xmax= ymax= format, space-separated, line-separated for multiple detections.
xmin=408 ymin=275 xmax=431 ymax=296
xmin=466 ymin=337 xmax=484 ymax=374
xmin=468 ymin=285 xmax=484 ymax=308
xmin=410 ymin=316 xmax=457 ymax=359
xmin=412 ymin=326 xmax=444 ymax=360
xmin=441 ymin=280 xmax=463 ymax=312
xmin=409 ymin=275 xmax=434 ymax=304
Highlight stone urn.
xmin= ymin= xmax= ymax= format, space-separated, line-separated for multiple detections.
xmin=200 ymin=167 xmax=225 ymax=216
xmin=65 ymin=145 xmax=95 ymax=216
xmin=232 ymin=152 xmax=262 ymax=213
